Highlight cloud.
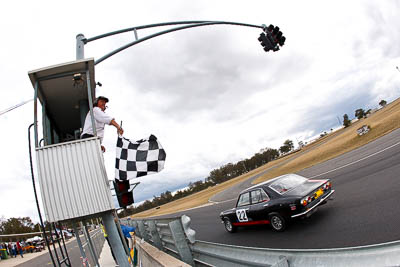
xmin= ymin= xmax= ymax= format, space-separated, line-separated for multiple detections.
xmin=364 ymin=1 xmax=400 ymax=58
xmin=1 ymin=0 xmax=400 ymax=222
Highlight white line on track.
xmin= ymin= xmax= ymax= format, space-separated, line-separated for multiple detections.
xmin=309 ymin=139 xmax=400 ymax=178
xmin=209 ymin=198 xmax=236 ymax=204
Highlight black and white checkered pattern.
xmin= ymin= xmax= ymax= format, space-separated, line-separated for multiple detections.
xmin=115 ymin=134 xmax=166 ymax=180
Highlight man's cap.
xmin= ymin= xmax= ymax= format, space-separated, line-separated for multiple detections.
xmin=96 ymin=96 xmax=109 ymax=102
xmin=93 ymin=96 xmax=109 ymax=106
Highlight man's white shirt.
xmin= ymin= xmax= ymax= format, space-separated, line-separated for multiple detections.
xmin=81 ymin=107 xmax=114 ymax=143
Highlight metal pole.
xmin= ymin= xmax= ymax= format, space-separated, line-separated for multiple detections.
xmin=101 ymin=212 xmax=130 ymax=267
xmin=73 ymin=225 xmax=89 ymax=267
xmin=84 ymin=224 xmax=100 ymax=266
xmin=93 ymin=21 xmax=263 ymax=65
xmin=84 ymin=20 xmax=261 ymax=43
xmin=79 ymin=99 xmax=89 ymax=130
xmin=114 ymin=215 xmax=133 ymax=263
xmin=76 ymin=34 xmax=85 ymax=60
xmin=34 ymin=81 xmax=39 ymax=148
xmin=86 ymin=69 xmax=97 ymax=136
xmin=82 ymin=222 xmax=99 ymax=267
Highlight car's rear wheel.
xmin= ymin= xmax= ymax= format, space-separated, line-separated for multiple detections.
xmin=223 ymin=218 xmax=237 ymax=233
xmin=269 ymin=213 xmax=286 ymax=232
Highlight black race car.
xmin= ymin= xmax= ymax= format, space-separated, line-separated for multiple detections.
xmin=219 ymin=173 xmax=334 ymax=232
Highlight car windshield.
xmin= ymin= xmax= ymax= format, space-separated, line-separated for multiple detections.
xmin=269 ymin=174 xmax=307 ymax=194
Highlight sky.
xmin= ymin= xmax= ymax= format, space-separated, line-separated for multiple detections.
xmin=1 ymin=0 xmax=399 ymax=223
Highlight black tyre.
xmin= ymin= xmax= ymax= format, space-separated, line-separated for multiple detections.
xmin=269 ymin=213 xmax=286 ymax=232
xmin=223 ymin=218 xmax=237 ymax=233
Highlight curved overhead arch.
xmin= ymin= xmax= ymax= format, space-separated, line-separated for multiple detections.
xmin=77 ymin=20 xmax=267 ymax=65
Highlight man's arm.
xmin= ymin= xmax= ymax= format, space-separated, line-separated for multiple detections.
xmin=92 ymin=107 xmax=124 ymax=135
xmin=110 ymin=119 xmax=124 ymax=135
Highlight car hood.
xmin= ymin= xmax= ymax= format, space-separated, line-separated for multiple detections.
xmin=283 ymin=179 xmax=327 ymax=197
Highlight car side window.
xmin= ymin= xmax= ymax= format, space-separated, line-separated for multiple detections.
xmin=251 ymin=190 xmax=262 ymax=204
xmin=237 ymin=192 xmax=250 ymax=207
xmin=260 ymin=189 xmax=270 ymax=202
xmin=251 ymin=189 xmax=270 ymax=204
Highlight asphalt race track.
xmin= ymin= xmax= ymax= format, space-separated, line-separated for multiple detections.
xmin=17 ymin=128 xmax=400 ymax=267
xmin=165 ymin=128 xmax=400 ymax=249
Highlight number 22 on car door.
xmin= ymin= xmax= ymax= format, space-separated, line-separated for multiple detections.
xmin=236 ymin=209 xmax=248 ymax=222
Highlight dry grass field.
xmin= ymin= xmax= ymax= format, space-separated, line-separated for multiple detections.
xmin=253 ymin=97 xmax=400 ymax=183
xmin=131 ymin=98 xmax=400 ymax=218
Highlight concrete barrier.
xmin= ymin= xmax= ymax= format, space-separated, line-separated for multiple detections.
xmin=137 ymin=239 xmax=190 ymax=267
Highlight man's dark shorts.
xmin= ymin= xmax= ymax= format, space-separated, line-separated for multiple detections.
xmin=81 ymin=133 xmax=94 ymax=139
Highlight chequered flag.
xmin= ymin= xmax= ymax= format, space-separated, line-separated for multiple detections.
xmin=115 ymin=134 xmax=166 ymax=180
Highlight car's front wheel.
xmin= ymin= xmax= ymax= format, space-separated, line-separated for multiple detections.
xmin=269 ymin=213 xmax=286 ymax=232
xmin=223 ymin=218 xmax=237 ymax=233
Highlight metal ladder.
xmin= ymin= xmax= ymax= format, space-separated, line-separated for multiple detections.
xmin=44 ymin=222 xmax=71 ymax=267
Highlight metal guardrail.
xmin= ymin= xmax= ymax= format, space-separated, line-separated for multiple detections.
xmin=191 ymin=240 xmax=400 ymax=267
xmin=124 ymin=216 xmax=400 ymax=267
xmin=121 ymin=215 xmax=195 ymax=266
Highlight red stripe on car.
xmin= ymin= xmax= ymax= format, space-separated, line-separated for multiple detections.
xmin=232 ymin=220 xmax=270 ymax=226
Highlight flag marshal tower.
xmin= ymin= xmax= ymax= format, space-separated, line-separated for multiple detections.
xmin=28 ymin=58 xmax=114 ymax=222
xmin=28 ymin=58 xmax=131 ymax=266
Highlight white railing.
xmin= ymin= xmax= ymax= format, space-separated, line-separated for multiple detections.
xmin=36 ymin=137 xmax=114 ymax=222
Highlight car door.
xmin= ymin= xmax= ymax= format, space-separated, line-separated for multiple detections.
xmin=248 ymin=189 xmax=271 ymax=222
xmin=234 ymin=192 xmax=251 ymax=223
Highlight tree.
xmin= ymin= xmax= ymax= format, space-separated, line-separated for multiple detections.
xmin=283 ymin=139 xmax=294 ymax=151
xmin=279 ymin=139 xmax=294 ymax=154
xmin=365 ymin=109 xmax=371 ymax=118
xmin=279 ymin=145 xmax=290 ymax=154
xmin=343 ymin=114 xmax=351 ymax=128
xmin=0 ymin=217 xmax=37 ymax=235
xmin=379 ymin=100 xmax=387 ymax=107
xmin=355 ymin=108 xmax=365 ymax=119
